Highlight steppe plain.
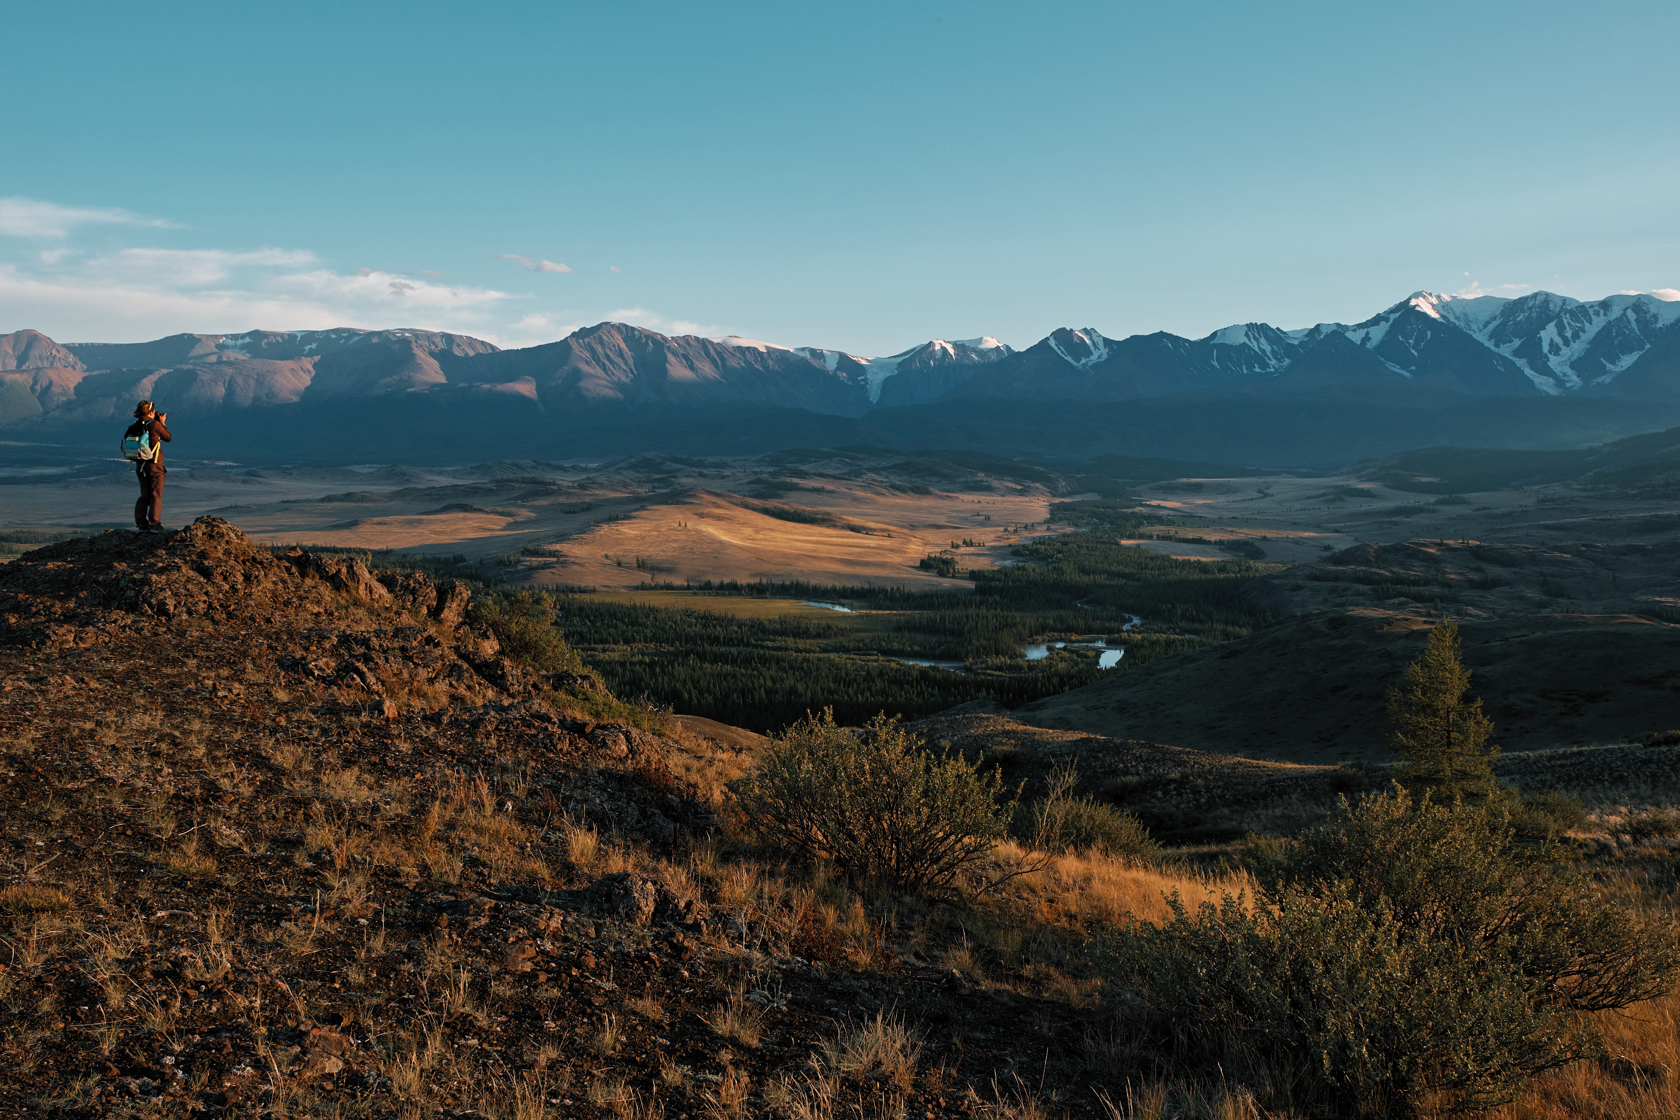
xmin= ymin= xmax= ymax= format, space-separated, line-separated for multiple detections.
xmin=8 ymin=447 xmax=1679 ymax=775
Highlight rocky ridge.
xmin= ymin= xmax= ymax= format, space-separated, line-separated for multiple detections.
xmin=0 ymin=517 xmax=1098 ymax=1118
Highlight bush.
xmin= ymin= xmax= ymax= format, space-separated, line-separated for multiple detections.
xmin=1623 ymin=807 xmax=1680 ymax=843
xmin=729 ymin=710 xmax=1014 ymax=893
xmin=1015 ymin=763 xmax=1160 ymax=863
xmin=472 ymin=591 xmax=586 ymax=674
xmin=1103 ymin=789 xmax=1679 ymax=1116
xmin=1511 ymin=789 xmax=1586 ymax=839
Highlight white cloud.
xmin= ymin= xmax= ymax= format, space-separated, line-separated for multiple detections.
xmin=1454 ymin=279 xmax=1532 ymax=299
xmin=493 ymin=254 xmax=572 ymax=274
xmin=494 ymin=312 xmax=589 ymax=348
xmin=0 ymin=198 xmax=718 ymax=349
xmin=0 ymin=196 xmax=175 ymax=238
xmin=605 ymin=306 xmax=724 ymax=337
xmin=1649 ymin=288 xmax=1680 ymax=302
xmin=0 ymin=251 xmax=516 ymax=342
xmin=84 ymin=247 xmax=318 ymax=287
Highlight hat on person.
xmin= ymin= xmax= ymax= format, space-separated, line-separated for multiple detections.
xmin=133 ymin=400 xmax=154 ymax=418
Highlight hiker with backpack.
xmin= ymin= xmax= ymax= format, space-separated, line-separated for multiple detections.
xmin=122 ymin=400 xmax=171 ymax=532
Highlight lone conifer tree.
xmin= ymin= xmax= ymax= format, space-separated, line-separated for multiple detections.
xmin=1388 ymin=621 xmax=1504 ymax=801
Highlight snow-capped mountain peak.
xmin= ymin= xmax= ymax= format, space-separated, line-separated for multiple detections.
xmin=1047 ymin=327 xmax=1110 ymax=369
xmin=706 ymin=332 xmax=1013 ymax=403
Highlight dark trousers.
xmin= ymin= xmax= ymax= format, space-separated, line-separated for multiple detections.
xmin=135 ymin=465 xmax=165 ymax=529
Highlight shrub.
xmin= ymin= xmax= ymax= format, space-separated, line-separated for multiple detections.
xmin=471 ymin=591 xmax=586 ymax=674
xmin=729 ymin=710 xmax=1014 ymax=893
xmin=1511 ymin=789 xmax=1586 ymax=839
xmin=1015 ymin=763 xmax=1160 ymax=863
xmin=1103 ymin=789 xmax=1679 ymax=1116
xmin=1623 ymin=807 xmax=1680 ymax=843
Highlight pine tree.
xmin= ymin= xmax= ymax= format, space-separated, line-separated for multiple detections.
xmin=1387 ymin=621 xmax=1504 ymax=801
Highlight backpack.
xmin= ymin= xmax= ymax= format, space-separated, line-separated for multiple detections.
xmin=121 ymin=428 xmax=158 ymax=462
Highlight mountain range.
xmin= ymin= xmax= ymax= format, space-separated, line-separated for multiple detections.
xmin=5 ymin=290 xmax=1680 ymax=468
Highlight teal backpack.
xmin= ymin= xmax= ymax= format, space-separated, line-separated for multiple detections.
xmin=121 ymin=428 xmax=158 ymax=462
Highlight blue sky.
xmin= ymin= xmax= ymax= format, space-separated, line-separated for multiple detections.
xmin=3 ymin=1 xmax=1677 ymax=353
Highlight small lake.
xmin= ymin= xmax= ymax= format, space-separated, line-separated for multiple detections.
xmin=882 ymin=614 xmax=1145 ymax=675
xmin=1023 ymin=641 xmax=1124 ymax=669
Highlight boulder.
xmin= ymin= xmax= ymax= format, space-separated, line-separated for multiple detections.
xmin=433 ymin=579 xmax=471 ymax=625
xmin=581 ymin=872 xmax=704 ymax=927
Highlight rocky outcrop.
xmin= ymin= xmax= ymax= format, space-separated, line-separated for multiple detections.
xmin=0 ymin=517 xmax=472 ymax=650
xmin=580 ymin=872 xmax=705 ymax=928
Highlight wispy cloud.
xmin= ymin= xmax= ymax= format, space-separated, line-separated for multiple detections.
xmin=0 ymin=196 xmax=176 ymax=238
xmin=606 ymin=306 xmax=724 ymax=337
xmin=1454 ymin=278 xmax=1531 ymax=299
xmin=0 ymin=248 xmax=513 ymax=341
xmin=493 ymin=253 xmax=572 ymax=274
xmin=0 ymin=196 xmax=720 ymax=348
xmin=86 ymin=247 xmax=319 ymax=287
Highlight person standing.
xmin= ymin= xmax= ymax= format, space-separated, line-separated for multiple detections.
xmin=125 ymin=400 xmax=171 ymax=532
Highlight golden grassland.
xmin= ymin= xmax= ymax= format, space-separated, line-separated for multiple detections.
xmin=4 ymin=678 xmax=1677 ymax=1119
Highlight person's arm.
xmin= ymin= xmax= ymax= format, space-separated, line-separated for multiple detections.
xmin=151 ymin=418 xmax=171 ymax=442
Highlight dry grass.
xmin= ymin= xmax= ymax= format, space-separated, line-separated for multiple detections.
xmin=1486 ymin=993 xmax=1680 ymax=1119
xmin=700 ymin=1065 xmax=752 ymax=1120
xmin=561 ymin=814 xmax=600 ymax=870
xmin=0 ymin=884 xmax=71 ymax=914
xmin=589 ymin=1013 xmax=622 ymax=1055
xmin=821 ymin=1011 xmax=922 ymax=1091
xmin=987 ymin=840 xmax=1246 ymax=932
xmin=5 ymin=639 xmax=1676 ymax=1120
xmin=1095 ymin=1077 xmax=1263 ymax=1119
xmin=706 ymin=989 xmax=764 ymax=1048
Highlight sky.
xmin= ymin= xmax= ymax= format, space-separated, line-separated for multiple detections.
xmin=3 ymin=1 xmax=1678 ymax=355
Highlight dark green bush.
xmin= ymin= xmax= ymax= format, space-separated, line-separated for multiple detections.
xmin=1511 ymin=790 xmax=1586 ymax=839
xmin=1015 ymin=763 xmax=1160 ymax=863
xmin=471 ymin=591 xmax=586 ymax=675
xmin=729 ymin=711 xmax=1014 ymax=893
xmin=1104 ymin=789 xmax=1679 ymax=1116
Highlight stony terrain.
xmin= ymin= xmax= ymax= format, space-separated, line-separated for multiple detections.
xmin=0 ymin=519 xmax=1162 ymax=1118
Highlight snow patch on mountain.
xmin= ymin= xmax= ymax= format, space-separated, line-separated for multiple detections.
xmin=711 ymin=335 xmax=792 ymax=353
xmin=792 ymin=347 xmax=846 ymax=373
xmin=862 ymin=351 xmax=909 ymax=402
xmin=1203 ymin=323 xmax=1293 ymax=372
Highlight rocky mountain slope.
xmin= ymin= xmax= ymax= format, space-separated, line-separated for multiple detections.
xmin=0 ymin=518 xmax=1160 ymax=1118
